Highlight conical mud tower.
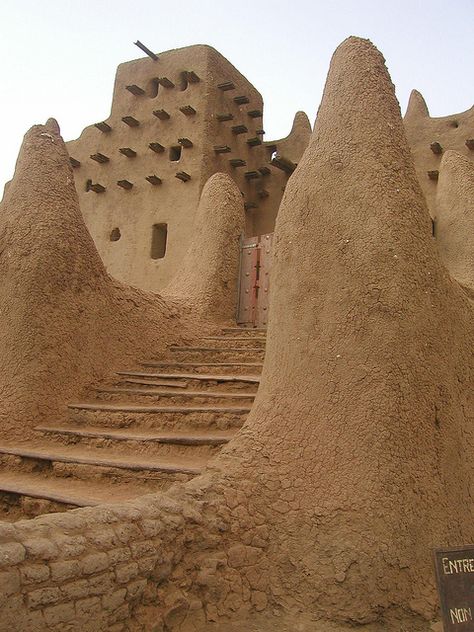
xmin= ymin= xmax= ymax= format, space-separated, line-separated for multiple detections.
xmin=166 ymin=172 xmax=245 ymax=322
xmin=0 ymin=120 xmax=194 ymax=439
xmin=436 ymin=150 xmax=474 ymax=289
xmin=159 ymin=36 xmax=474 ymax=629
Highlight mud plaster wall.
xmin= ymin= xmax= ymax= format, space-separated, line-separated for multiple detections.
xmin=66 ymin=45 xmax=310 ymax=293
xmin=404 ymin=90 xmax=474 ymax=216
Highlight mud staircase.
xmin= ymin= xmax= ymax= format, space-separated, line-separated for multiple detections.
xmin=0 ymin=327 xmax=266 ymax=521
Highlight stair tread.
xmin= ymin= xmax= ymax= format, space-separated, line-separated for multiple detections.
xmin=68 ymin=402 xmax=252 ymax=413
xmin=140 ymin=362 xmax=263 ymax=367
xmin=117 ymin=371 xmax=260 ymax=382
xmin=0 ymin=442 xmax=206 ymax=473
xmin=170 ymin=346 xmax=264 ymax=352
xmin=221 ymin=327 xmax=267 ymax=331
xmin=97 ymin=387 xmax=256 ymax=399
xmin=36 ymin=424 xmax=235 ymax=444
xmin=0 ymin=471 xmax=144 ymax=507
xmin=203 ymin=337 xmax=266 ymax=342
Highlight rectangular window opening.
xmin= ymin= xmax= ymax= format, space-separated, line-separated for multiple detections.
xmin=169 ymin=145 xmax=182 ymax=162
xmin=151 ymin=223 xmax=168 ymax=259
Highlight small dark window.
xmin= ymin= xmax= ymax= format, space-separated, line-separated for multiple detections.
xmin=110 ymin=227 xmax=121 ymax=242
xmin=169 ymin=145 xmax=182 ymax=162
xmin=85 ymin=179 xmax=92 ymax=192
xmin=431 ymin=219 xmax=436 ymax=238
xmin=147 ymin=78 xmax=160 ymax=98
xmin=151 ymin=224 xmax=167 ymax=259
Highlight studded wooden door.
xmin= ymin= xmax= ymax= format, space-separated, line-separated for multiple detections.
xmin=236 ymin=233 xmax=273 ymax=328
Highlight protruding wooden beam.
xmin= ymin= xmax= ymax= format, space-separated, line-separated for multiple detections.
xmin=119 ymin=147 xmax=137 ymax=158
xmin=234 ymin=95 xmax=250 ymax=105
xmin=94 ymin=121 xmax=112 ymax=133
xmin=428 ymin=170 xmax=439 ymax=181
xmin=175 ymin=171 xmax=191 ymax=182
xmin=430 ymin=141 xmax=443 ymax=155
xmin=232 ymin=125 xmax=248 ymax=135
xmin=244 ymin=202 xmax=258 ymax=210
xmin=126 ymin=84 xmax=145 ymax=96
xmin=218 ymin=81 xmax=235 ymax=91
xmin=178 ymin=138 xmax=193 ymax=148
xmin=134 ymin=40 xmax=158 ymax=60
xmin=90 ymin=183 xmax=106 ymax=193
xmin=149 ymin=142 xmax=165 ymax=153
xmin=117 ymin=180 xmax=133 ymax=190
xmin=258 ymin=166 xmax=271 ymax=176
xmin=214 ymin=145 xmax=231 ymax=154
xmin=122 ymin=116 xmax=140 ymax=127
xmin=229 ymin=159 xmax=246 ymax=168
xmin=179 ymin=105 xmax=196 ymax=116
xmin=248 ymin=109 xmax=263 ymax=118
xmin=247 ymin=137 xmax=262 ymax=147
xmin=466 ymin=139 xmax=474 ymax=150
xmin=70 ymin=157 xmax=81 ymax=168
xmin=153 ymin=109 xmax=170 ymax=120
xmin=217 ymin=113 xmax=234 ymax=122
xmin=183 ymin=71 xmax=200 ymax=83
xmin=158 ymin=77 xmax=175 ymax=89
xmin=146 ymin=175 xmax=162 ymax=185
xmin=245 ymin=171 xmax=260 ymax=180
xmin=90 ymin=153 xmax=110 ymax=164
xmin=256 ymin=129 xmax=265 ymax=136
xmin=257 ymin=189 xmax=269 ymax=198
xmin=270 ymin=153 xmax=296 ymax=174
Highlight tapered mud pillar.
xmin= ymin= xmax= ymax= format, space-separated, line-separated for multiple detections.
xmin=0 ymin=120 xmax=193 ymax=439
xmin=165 ymin=173 xmax=245 ymax=322
xmin=171 ymin=37 xmax=474 ymax=629
xmin=435 ymin=151 xmax=474 ymax=289
xmin=404 ymin=89 xmax=430 ymax=121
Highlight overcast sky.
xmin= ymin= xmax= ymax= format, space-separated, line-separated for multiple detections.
xmin=1 ymin=0 xmax=473 ymax=189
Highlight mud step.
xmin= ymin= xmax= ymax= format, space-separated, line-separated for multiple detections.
xmin=138 ymin=362 xmax=263 ymax=375
xmin=117 ymin=374 xmax=260 ymax=393
xmin=0 ymin=471 xmax=143 ymax=508
xmin=171 ymin=346 xmax=264 ymax=353
xmin=203 ymin=336 xmax=266 ymax=343
xmin=220 ymin=327 xmax=267 ymax=334
xmin=0 ymin=443 xmax=204 ymax=475
xmin=68 ymin=402 xmax=252 ymax=414
xmin=36 ymin=425 xmax=234 ymax=446
xmin=119 ymin=377 xmax=190 ymax=388
xmin=117 ymin=371 xmax=260 ymax=383
xmin=95 ymin=387 xmax=256 ymax=400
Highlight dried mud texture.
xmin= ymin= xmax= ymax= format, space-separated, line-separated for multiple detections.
xmin=165 ymin=173 xmax=245 ymax=323
xmin=404 ymin=89 xmax=474 ymax=215
xmin=435 ymin=150 xmax=474 ymax=289
xmin=0 ymin=120 xmax=197 ymax=441
xmin=146 ymin=36 xmax=474 ymax=629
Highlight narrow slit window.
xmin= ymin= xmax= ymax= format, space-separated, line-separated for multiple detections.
xmin=151 ymin=223 xmax=167 ymax=259
xmin=169 ymin=145 xmax=182 ymax=162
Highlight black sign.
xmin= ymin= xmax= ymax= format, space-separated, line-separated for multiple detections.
xmin=434 ymin=545 xmax=474 ymax=630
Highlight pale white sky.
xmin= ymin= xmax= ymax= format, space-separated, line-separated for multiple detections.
xmin=0 ymin=0 xmax=473 ymax=188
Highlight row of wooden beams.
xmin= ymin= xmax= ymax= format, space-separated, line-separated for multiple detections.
xmin=94 ymin=106 xmax=263 ymax=131
xmin=86 ymin=171 xmax=193 ymax=192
